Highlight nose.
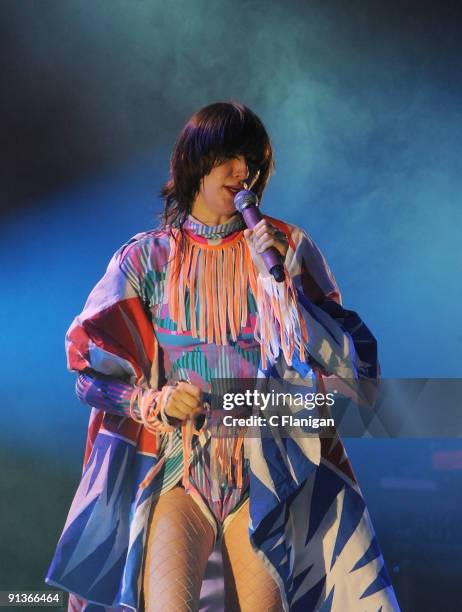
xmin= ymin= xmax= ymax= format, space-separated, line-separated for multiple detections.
xmin=231 ymin=156 xmax=250 ymax=180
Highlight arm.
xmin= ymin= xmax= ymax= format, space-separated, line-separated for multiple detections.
xmin=246 ymin=218 xmax=379 ymax=402
xmin=66 ymin=236 xmax=203 ymax=424
xmin=65 ymin=235 xmax=160 ymax=417
xmin=75 ymin=371 xmax=142 ymax=418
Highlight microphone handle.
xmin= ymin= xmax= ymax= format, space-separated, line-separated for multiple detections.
xmin=241 ymin=206 xmax=285 ymax=282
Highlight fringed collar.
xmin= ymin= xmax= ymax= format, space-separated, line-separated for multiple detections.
xmin=179 ymin=213 xmax=246 ymax=244
xmin=165 ymin=217 xmax=308 ymax=368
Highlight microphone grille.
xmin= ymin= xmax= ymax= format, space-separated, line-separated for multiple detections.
xmin=234 ymin=189 xmax=259 ymax=213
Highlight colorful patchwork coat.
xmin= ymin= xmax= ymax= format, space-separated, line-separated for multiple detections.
xmin=46 ymin=213 xmax=400 ymax=611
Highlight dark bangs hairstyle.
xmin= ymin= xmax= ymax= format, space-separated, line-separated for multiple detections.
xmin=159 ymin=101 xmax=274 ymax=230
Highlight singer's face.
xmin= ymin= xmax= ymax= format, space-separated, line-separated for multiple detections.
xmin=191 ymin=155 xmax=260 ymax=226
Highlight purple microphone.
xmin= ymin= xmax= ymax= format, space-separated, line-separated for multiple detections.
xmin=234 ymin=189 xmax=285 ymax=282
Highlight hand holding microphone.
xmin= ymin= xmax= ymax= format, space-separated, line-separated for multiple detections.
xmin=234 ymin=189 xmax=289 ymax=282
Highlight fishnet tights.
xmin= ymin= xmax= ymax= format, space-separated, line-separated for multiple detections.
xmin=222 ymin=499 xmax=282 ymax=611
xmin=143 ymin=485 xmax=282 ymax=612
xmin=143 ymin=485 xmax=215 ymax=611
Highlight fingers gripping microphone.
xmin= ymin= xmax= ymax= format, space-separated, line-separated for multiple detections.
xmin=234 ymin=189 xmax=286 ymax=282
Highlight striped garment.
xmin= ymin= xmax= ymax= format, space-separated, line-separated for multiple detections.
xmin=46 ymin=213 xmax=400 ymax=611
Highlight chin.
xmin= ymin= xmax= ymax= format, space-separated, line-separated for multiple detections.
xmin=220 ymin=201 xmax=237 ymax=215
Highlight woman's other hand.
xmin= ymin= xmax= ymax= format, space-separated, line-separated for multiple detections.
xmin=164 ymin=381 xmax=203 ymax=421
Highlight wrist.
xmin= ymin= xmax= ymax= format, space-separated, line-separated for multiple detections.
xmin=157 ymin=385 xmax=181 ymax=429
xmin=129 ymin=386 xmax=178 ymax=433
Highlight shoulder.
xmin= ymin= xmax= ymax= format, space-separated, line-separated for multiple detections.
xmin=106 ymin=228 xmax=172 ymax=302
xmin=115 ymin=227 xmax=171 ymax=271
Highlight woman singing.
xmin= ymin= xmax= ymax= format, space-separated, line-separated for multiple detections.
xmin=46 ymin=102 xmax=400 ymax=611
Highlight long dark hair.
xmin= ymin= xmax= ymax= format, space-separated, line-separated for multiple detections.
xmin=159 ymin=101 xmax=274 ymax=230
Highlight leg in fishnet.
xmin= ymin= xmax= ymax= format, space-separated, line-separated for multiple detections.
xmin=143 ymin=485 xmax=216 ymax=612
xmin=222 ymin=499 xmax=282 ymax=612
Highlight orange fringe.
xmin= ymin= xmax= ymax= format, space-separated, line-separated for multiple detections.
xmin=254 ymin=272 xmax=308 ymax=370
xmin=135 ymin=385 xmax=209 ymax=492
xmin=166 ymin=228 xmax=308 ymax=368
xmin=209 ymin=428 xmax=246 ymax=501
xmin=166 ymin=230 xmax=257 ymax=345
